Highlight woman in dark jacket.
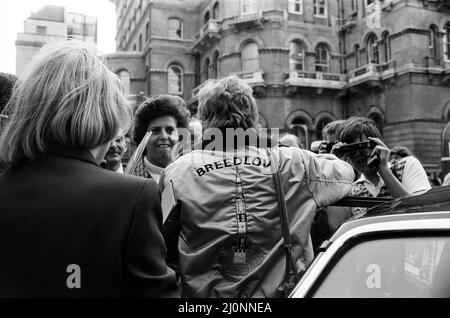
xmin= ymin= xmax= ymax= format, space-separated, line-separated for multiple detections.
xmin=0 ymin=40 xmax=178 ymax=297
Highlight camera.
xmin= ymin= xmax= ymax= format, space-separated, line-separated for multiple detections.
xmin=334 ymin=140 xmax=380 ymax=169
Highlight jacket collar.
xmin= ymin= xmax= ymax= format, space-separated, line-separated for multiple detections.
xmin=46 ymin=147 xmax=100 ymax=167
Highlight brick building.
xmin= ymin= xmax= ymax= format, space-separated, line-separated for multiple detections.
xmin=109 ymin=0 xmax=450 ymax=174
xmin=15 ymin=5 xmax=97 ymax=76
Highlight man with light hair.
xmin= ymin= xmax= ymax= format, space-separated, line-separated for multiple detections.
xmin=161 ymin=75 xmax=355 ymax=298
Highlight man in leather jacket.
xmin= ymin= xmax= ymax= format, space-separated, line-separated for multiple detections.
xmin=161 ymin=76 xmax=355 ymax=298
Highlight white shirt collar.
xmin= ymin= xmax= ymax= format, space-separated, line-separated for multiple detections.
xmin=143 ymin=157 xmax=164 ymax=184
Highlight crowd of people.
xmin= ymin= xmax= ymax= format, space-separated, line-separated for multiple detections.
xmin=0 ymin=40 xmax=441 ymax=298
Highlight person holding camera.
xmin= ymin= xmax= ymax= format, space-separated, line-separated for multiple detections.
xmin=334 ymin=117 xmax=431 ymax=216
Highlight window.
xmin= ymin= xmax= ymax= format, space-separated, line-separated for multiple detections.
xmin=36 ymin=26 xmax=47 ymax=34
xmin=289 ymin=0 xmax=303 ymax=14
xmin=310 ymin=236 xmax=450 ymax=298
xmin=429 ymin=25 xmax=439 ymax=58
xmin=369 ymin=112 xmax=383 ymax=135
xmin=367 ymin=34 xmax=379 ymax=64
xmin=242 ymin=0 xmax=257 ymax=15
xmin=242 ymin=42 xmax=260 ymax=72
xmin=354 ymin=44 xmax=360 ymax=68
xmin=213 ymin=2 xmax=219 ymax=20
xmin=212 ymin=51 xmax=220 ymax=79
xmin=204 ymin=58 xmax=210 ymax=80
xmin=314 ymin=0 xmax=327 ymax=18
xmin=383 ymin=32 xmax=391 ymax=62
xmin=315 ymin=44 xmax=329 ymax=72
xmin=289 ymin=41 xmax=305 ymax=72
xmin=204 ymin=11 xmax=210 ymax=24
xmin=139 ymin=34 xmax=142 ymax=51
xmin=316 ymin=118 xmax=332 ymax=140
xmin=168 ymin=18 xmax=183 ymax=39
xmin=118 ymin=70 xmax=131 ymax=94
xmin=146 ymin=22 xmax=149 ymax=41
xmin=445 ymin=23 xmax=450 ymax=60
xmin=168 ymin=65 xmax=183 ymax=94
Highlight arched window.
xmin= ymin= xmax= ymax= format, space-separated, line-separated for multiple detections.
xmin=368 ymin=113 xmax=383 ymax=136
xmin=204 ymin=58 xmax=210 ymax=81
xmin=382 ymin=32 xmax=391 ymax=62
xmin=354 ymin=44 xmax=360 ymax=68
xmin=204 ymin=11 xmax=210 ymax=24
xmin=168 ymin=65 xmax=183 ymax=94
xmin=291 ymin=117 xmax=309 ymax=150
xmin=168 ymin=18 xmax=183 ymax=39
xmin=212 ymin=51 xmax=220 ymax=79
xmin=315 ymin=44 xmax=329 ymax=72
xmin=118 ymin=70 xmax=131 ymax=94
xmin=145 ymin=22 xmax=149 ymax=41
xmin=139 ymin=34 xmax=142 ymax=51
xmin=367 ymin=34 xmax=379 ymax=64
xmin=213 ymin=2 xmax=219 ymax=20
xmin=316 ymin=118 xmax=332 ymax=140
xmin=429 ymin=25 xmax=439 ymax=58
xmin=242 ymin=42 xmax=259 ymax=72
xmin=444 ymin=23 xmax=450 ymax=61
xmin=289 ymin=41 xmax=305 ymax=72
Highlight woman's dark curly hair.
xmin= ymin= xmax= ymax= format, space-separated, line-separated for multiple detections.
xmin=133 ymin=94 xmax=190 ymax=145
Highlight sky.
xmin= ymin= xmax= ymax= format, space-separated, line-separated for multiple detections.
xmin=0 ymin=0 xmax=117 ymax=75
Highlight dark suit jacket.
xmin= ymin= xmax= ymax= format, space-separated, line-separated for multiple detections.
xmin=0 ymin=148 xmax=179 ymax=297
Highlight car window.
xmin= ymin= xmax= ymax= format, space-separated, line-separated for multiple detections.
xmin=310 ymin=236 xmax=450 ymax=298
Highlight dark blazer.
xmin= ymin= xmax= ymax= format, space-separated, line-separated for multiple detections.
xmin=0 ymin=148 xmax=179 ymax=297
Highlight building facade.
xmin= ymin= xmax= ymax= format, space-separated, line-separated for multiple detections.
xmin=110 ymin=0 xmax=450 ymax=174
xmin=16 ymin=5 xmax=97 ymax=76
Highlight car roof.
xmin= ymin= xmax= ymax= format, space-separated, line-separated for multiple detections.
xmin=332 ymin=186 xmax=450 ymax=240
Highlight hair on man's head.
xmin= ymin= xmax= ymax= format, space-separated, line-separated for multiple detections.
xmin=340 ymin=117 xmax=383 ymax=144
xmin=322 ymin=119 xmax=347 ymax=141
xmin=390 ymin=146 xmax=414 ymax=158
xmin=133 ymin=94 xmax=189 ymax=145
xmin=198 ymin=76 xmax=259 ymax=131
xmin=0 ymin=40 xmax=132 ymax=168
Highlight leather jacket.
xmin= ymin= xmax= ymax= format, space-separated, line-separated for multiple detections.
xmin=161 ymin=145 xmax=354 ymax=298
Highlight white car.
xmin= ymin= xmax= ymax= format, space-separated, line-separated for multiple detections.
xmin=291 ymin=186 xmax=450 ymax=298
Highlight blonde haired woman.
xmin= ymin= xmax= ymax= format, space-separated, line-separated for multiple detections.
xmin=0 ymin=40 xmax=178 ymax=297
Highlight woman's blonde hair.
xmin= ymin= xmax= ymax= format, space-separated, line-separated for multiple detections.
xmin=0 ymin=40 xmax=132 ymax=168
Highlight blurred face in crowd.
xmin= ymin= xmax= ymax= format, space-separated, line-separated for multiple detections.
xmin=104 ymin=134 xmax=127 ymax=170
xmin=344 ymin=134 xmax=375 ymax=175
xmin=146 ymin=115 xmax=179 ymax=168
xmin=318 ymin=142 xmax=328 ymax=154
xmin=390 ymin=153 xmax=402 ymax=163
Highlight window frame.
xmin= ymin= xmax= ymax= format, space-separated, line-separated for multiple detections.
xmin=306 ymin=232 xmax=450 ymax=298
xmin=241 ymin=42 xmax=260 ymax=73
xmin=289 ymin=41 xmax=306 ymax=72
xmin=241 ymin=0 xmax=257 ymax=16
xmin=168 ymin=65 xmax=184 ymax=95
xmin=444 ymin=23 xmax=450 ymax=61
xmin=315 ymin=44 xmax=329 ymax=73
xmin=168 ymin=18 xmax=183 ymax=39
xmin=288 ymin=0 xmax=303 ymax=15
xmin=367 ymin=34 xmax=379 ymax=64
xmin=313 ymin=0 xmax=328 ymax=18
